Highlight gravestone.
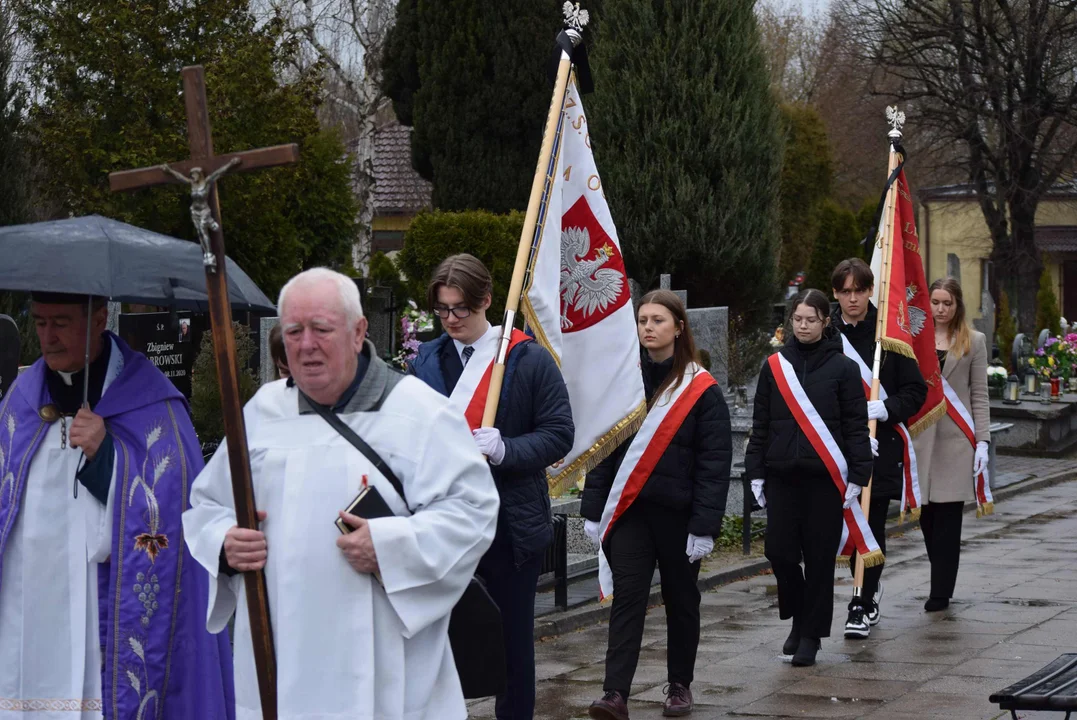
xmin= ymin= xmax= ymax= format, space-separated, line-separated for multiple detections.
xmin=365 ymin=286 xmax=395 ymax=358
xmin=947 ymin=253 xmax=961 ymax=282
xmin=259 ymin=316 xmax=280 ymax=385
xmin=0 ymin=315 xmax=19 ymax=401
xmin=687 ymin=306 xmax=729 ymax=389
xmin=119 ymin=311 xmax=205 ymax=398
xmin=659 ymin=274 xmax=688 ymax=306
xmin=974 ymin=288 xmax=997 ymax=354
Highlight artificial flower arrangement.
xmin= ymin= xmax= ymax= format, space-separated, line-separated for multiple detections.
xmin=1028 ymin=333 xmax=1077 ymax=381
xmin=392 ymin=300 xmax=435 ymax=370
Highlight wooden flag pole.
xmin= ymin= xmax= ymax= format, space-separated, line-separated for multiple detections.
xmin=480 ymin=13 xmax=584 ymax=427
xmin=853 ymin=124 xmax=904 ymax=599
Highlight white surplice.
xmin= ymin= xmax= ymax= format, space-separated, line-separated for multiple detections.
xmin=0 ymin=344 xmax=122 ymax=720
xmin=183 ymin=375 xmax=499 ymax=720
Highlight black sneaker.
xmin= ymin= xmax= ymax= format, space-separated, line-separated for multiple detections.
xmin=844 ymin=603 xmax=869 ymax=639
xmin=866 ymin=583 xmax=883 ymax=626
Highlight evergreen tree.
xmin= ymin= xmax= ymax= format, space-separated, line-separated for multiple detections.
xmin=777 ymin=104 xmax=833 ymax=285
xmin=0 ymin=2 xmax=28 ymax=227
xmin=807 ymin=199 xmax=861 ymax=291
xmin=381 ymin=0 xmax=568 ymax=212
xmin=587 ymin=0 xmax=783 ymax=322
xmin=1036 ymin=270 xmax=1062 ymax=336
xmin=18 ymin=0 xmax=359 ymax=298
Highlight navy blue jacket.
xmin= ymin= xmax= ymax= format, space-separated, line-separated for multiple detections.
xmin=409 ymin=332 xmax=574 ymax=566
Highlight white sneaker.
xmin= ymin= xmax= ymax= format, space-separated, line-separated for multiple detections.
xmin=867 ymin=583 xmax=883 ymax=626
xmin=844 ymin=604 xmax=869 ymax=639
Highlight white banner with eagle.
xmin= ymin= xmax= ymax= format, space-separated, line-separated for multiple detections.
xmin=523 ymin=78 xmax=646 ymax=495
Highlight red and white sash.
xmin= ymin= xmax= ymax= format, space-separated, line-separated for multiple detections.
xmin=839 ymin=334 xmax=922 ymax=519
xmin=767 ymin=353 xmax=884 ymax=565
xmin=447 ymin=326 xmax=530 ymax=430
xmin=941 ymin=377 xmax=994 ymax=516
xmin=597 ymin=365 xmax=717 ymax=600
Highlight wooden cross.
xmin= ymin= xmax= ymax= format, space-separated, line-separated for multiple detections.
xmin=109 ymin=64 xmax=291 ymax=720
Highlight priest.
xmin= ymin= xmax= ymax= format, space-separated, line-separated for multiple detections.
xmin=183 ymin=268 xmax=499 ymax=720
xmin=0 ymin=292 xmax=234 ymax=719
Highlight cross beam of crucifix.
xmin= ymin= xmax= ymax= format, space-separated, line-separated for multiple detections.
xmin=108 ymin=64 xmax=292 ymax=720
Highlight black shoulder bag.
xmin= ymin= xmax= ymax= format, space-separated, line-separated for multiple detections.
xmin=305 ymin=397 xmax=507 ymax=700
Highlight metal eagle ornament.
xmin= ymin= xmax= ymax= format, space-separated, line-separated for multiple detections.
xmin=886 ymin=106 xmax=906 ymax=138
xmin=563 ymin=2 xmax=589 ymax=32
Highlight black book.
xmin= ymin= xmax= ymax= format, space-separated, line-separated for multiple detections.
xmin=335 ymin=485 xmax=396 ymax=535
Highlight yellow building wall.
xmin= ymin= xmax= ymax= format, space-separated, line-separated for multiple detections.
xmin=372 ymin=214 xmax=416 ymax=232
xmin=919 ymin=197 xmax=1077 ymax=321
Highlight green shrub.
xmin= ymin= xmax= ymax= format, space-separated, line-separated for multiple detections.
xmin=1036 ymin=269 xmax=1063 ymax=337
xmin=190 ymin=321 xmax=258 ymax=445
xmin=396 ymin=210 xmax=524 ymax=323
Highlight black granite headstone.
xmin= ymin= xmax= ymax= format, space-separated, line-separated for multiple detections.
xmin=0 ymin=314 xmax=19 ymax=401
xmin=119 ymin=311 xmax=206 ymax=398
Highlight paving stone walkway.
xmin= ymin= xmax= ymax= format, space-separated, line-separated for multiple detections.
xmin=470 ymin=478 xmax=1077 ymax=719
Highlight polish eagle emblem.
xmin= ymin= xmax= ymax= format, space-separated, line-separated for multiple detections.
xmin=560 ymin=226 xmax=624 ymax=330
xmin=906 ymin=284 xmax=927 ymax=336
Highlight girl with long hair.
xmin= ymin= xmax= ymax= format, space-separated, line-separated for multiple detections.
xmin=581 ymin=289 xmax=732 ymax=719
xmin=912 ymin=278 xmax=990 ymax=612
xmin=745 ymin=289 xmax=874 ymax=666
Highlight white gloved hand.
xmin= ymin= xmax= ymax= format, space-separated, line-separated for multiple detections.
xmin=751 ymin=478 xmax=766 ymax=508
xmin=870 ymin=437 xmax=879 ymax=457
xmin=472 ymin=427 xmax=506 ymax=466
xmin=973 ymin=441 xmax=989 ymax=477
xmin=867 ymin=400 xmax=889 ymax=422
xmin=844 ymin=482 xmax=862 ymax=509
xmin=686 ymin=534 xmax=715 ymax=563
xmin=583 ymin=520 xmax=601 ymax=546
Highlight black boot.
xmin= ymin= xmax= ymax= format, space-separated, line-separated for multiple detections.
xmin=924 ymin=597 xmax=950 ymax=612
xmin=782 ymin=618 xmax=801 ymax=655
xmin=791 ymin=637 xmax=820 ymax=667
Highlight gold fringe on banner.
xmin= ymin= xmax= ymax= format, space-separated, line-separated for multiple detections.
xmin=880 ymin=336 xmax=916 ymax=360
xmin=547 ymin=400 xmax=648 ymax=497
xmin=908 ymin=399 xmax=946 ymax=437
xmin=977 ymin=501 xmax=995 ymax=518
xmin=836 ymin=550 xmax=886 ymax=569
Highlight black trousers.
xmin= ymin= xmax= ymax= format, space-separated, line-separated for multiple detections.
xmin=919 ymin=501 xmax=964 ymax=599
xmin=764 ymin=474 xmax=844 ymax=639
xmin=848 ymin=495 xmax=892 ymax=602
xmin=603 ymin=501 xmax=701 ymax=697
xmin=477 ymin=531 xmax=544 ymax=720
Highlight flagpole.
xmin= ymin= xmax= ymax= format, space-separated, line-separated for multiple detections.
xmin=480 ymin=12 xmax=584 ymax=427
xmin=852 ymin=118 xmax=904 ymax=600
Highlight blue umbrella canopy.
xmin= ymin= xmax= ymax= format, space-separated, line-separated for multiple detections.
xmin=0 ymin=215 xmax=275 ymax=313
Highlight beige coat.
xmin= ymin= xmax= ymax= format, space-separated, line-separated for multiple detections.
xmin=912 ymin=330 xmax=991 ymax=504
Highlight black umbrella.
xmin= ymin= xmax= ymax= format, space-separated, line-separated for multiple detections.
xmin=0 ymin=214 xmax=275 ymax=312
xmin=0 ymin=214 xmax=276 ymax=403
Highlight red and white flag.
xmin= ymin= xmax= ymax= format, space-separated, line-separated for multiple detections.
xmin=447 ymin=328 xmax=531 ymax=430
xmin=869 ymin=167 xmax=946 ymax=436
xmin=767 ymin=353 xmax=885 ymax=566
xmin=523 ymin=79 xmax=646 ymax=494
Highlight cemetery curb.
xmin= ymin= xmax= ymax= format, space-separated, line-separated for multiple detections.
xmin=533 ymin=467 xmax=1077 ymax=641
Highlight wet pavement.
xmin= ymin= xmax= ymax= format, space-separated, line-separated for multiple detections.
xmin=469 ymin=479 xmax=1077 ymax=719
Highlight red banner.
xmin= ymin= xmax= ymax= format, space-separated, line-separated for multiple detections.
xmin=872 ymin=168 xmax=946 ymax=435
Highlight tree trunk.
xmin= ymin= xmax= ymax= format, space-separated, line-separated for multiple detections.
xmin=1010 ymin=206 xmax=1043 ymax=332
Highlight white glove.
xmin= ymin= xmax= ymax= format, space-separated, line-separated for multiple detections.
xmin=870 ymin=437 xmax=879 ymax=457
xmin=472 ymin=427 xmax=506 ymax=466
xmin=973 ymin=441 xmax=989 ymax=477
xmin=867 ymin=400 xmax=889 ymax=422
xmin=583 ymin=520 xmax=601 ymax=546
xmin=751 ymin=478 xmax=766 ymax=508
xmin=844 ymin=482 xmax=862 ymax=509
xmin=686 ymin=534 xmax=715 ymax=563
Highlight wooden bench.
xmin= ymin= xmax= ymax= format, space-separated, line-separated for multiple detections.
xmin=990 ymin=653 xmax=1077 ymax=719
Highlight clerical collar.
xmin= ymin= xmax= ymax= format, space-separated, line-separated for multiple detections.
xmin=45 ymin=334 xmax=111 ymax=415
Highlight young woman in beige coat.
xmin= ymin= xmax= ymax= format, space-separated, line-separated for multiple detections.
xmin=912 ymin=278 xmax=990 ymax=612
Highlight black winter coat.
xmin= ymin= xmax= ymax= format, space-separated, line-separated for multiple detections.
xmin=580 ymin=353 xmax=732 ymax=537
xmin=745 ymin=329 xmax=874 ymax=486
xmin=409 ymin=333 xmax=574 ymax=567
xmin=832 ymin=303 xmax=928 ymax=498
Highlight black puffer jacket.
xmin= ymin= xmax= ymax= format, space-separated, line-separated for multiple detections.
xmin=832 ymin=303 xmax=928 ymax=498
xmin=580 ymin=353 xmax=732 ymax=537
xmin=745 ymin=329 xmax=873 ymax=485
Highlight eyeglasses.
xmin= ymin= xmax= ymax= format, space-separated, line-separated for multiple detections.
xmin=791 ymin=315 xmax=822 ymax=327
xmin=432 ymin=305 xmax=473 ymax=319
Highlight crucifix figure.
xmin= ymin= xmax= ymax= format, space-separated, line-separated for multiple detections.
xmin=159 ymin=158 xmax=241 ymax=270
xmin=109 ymin=64 xmax=297 ymax=720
